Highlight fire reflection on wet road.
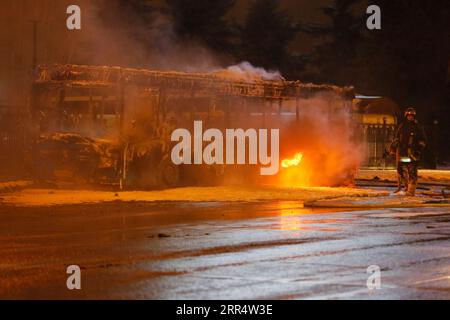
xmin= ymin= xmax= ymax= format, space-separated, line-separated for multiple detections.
xmin=0 ymin=201 xmax=449 ymax=299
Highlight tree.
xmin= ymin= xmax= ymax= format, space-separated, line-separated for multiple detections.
xmin=100 ymin=0 xmax=165 ymax=43
xmin=364 ymin=0 xmax=450 ymax=160
xmin=166 ymin=0 xmax=237 ymax=56
xmin=303 ymin=0 xmax=364 ymax=85
xmin=311 ymin=0 xmax=450 ymax=161
xmin=371 ymin=1 xmax=449 ymax=103
xmin=240 ymin=0 xmax=299 ymax=74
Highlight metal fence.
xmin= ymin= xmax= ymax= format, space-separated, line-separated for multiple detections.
xmin=358 ymin=123 xmax=397 ymax=169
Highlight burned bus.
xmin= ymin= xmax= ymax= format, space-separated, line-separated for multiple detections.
xmin=31 ymin=64 xmax=356 ymax=189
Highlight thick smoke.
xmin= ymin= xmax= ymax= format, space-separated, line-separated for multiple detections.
xmin=276 ymin=95 xmax=364 ymax=187
xmin=76 ymin=1 xmax=223 ymax=71
xmin=219 ymin=62 xmax=285 ymax=81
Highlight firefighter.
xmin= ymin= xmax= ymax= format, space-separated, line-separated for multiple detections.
xmin=389 ymin=107 xmax=427 ymax=196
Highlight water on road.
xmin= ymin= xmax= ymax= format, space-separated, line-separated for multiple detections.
xmin=0 ymin=201 xmax=449 ymax=299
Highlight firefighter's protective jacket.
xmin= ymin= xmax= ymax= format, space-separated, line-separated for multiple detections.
xmin=391 ymin=120 xmax=427 ymax=161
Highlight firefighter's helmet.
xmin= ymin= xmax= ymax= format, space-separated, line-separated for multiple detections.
xmin=404 ymin=107 xmax=417 ymax=118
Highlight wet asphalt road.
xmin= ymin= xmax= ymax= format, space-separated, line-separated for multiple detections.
xmin=0 ymin=200 xmax=449 ymax=300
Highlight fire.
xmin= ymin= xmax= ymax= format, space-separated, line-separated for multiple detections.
xmin=279 ymin=152 xmax=309 ymax=187
xmin=281 ymin=152 xmax=303 ymax=169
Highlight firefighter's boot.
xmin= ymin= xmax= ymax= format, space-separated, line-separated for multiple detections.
xmin=406 ymin=182 xmax=417 ymax=197
xmin=394 ymin=176 xmax=403 ymax=194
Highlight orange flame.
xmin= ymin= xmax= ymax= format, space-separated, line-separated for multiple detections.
xmin=281 ymin=152 xmax=303 ymax=169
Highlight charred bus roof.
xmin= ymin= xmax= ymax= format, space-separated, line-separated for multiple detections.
xmin=34 ymin=64 xmax=355 ymax=101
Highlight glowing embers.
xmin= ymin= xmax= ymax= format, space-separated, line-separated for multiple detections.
xmin=281 ymin=152 xmax=303 ymax=169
